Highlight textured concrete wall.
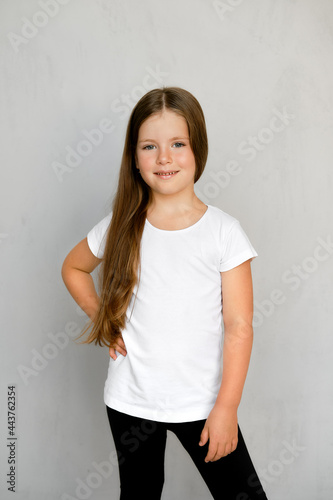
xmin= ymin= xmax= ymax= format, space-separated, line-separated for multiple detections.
xmin=1 ymin=0 xmax=332 ymax=498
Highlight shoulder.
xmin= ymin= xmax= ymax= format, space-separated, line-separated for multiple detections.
xmin=86 ymin=211 xmax=113 ymax=259
xmin=87 ymin=211 xmax=113 ymax=242
xmin=206 ymin=204 xmax=240 ymax=233
xmin=89 ymin=211 xmax=113 ymax=231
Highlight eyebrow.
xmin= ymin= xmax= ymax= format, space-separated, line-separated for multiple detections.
xmin=138 ymin=136 xmax=189 ymax=143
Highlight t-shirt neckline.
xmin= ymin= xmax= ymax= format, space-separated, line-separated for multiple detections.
xmin=145 ymin=204 xmax=210 ymax=233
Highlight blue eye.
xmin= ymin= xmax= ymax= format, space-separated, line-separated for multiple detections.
xmin=142 ymin=142 xmax=185 ymax=150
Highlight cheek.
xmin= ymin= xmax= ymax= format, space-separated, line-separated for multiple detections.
xmin=136 ymin=152 xmax=151 ymax=168
xmin=177 ymin=150 xmax=196 ymax=167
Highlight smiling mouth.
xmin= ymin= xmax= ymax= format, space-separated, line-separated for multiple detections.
xmin=154 ymin=171 xmax=179 ymax=177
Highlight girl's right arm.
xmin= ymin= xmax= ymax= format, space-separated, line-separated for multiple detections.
xmin=61 ymin=237 xmax=102 ymax=322
xmin=61 ymin=238 xmax=127 ymax=359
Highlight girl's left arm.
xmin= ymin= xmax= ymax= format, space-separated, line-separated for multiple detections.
xmin=199 ymin=259 xmax=254 ymax=462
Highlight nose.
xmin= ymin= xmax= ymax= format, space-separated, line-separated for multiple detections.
xmin=156 ymin=146 xmax=172 ymax=165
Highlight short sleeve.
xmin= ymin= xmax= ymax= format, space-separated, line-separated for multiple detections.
xmin=87 ymin=212 xmax=112 ymax=259
xmin=219 ymin=221 xmax=258 ymax=272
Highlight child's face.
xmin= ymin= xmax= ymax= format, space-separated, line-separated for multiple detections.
xmin=135 ymin=109 xmax=196 ymax=199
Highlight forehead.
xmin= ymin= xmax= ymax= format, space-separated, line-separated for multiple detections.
xmin=138 ymin=110 xmax=188 ymax=137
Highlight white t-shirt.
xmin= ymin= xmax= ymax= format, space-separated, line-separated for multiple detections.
xmin=87 ymin=204 xmax=258 ymax=423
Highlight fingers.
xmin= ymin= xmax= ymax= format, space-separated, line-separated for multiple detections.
xmin=199 ymin=428 xmax=209 ymax=447
xmin=204 ymin=442 xmax=220 ymax=463
xmin=204 ymin=439 xmax=238 ymax=463
xmin=223 ymin=438 xmax=236 ymax=456
xmin=117 ymin=336 xmax=127 ymax=351
xmin=109 ymin=336 xmax=127 ymax=360
xmin=109 ymin=347 xmax=117 ymax=360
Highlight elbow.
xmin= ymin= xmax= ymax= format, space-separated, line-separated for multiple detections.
xmin=61 ymin=257 xmax=71 ymax=283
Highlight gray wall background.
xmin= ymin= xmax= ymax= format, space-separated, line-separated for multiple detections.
xmin=1 ymin=0 xmax=332 ymax=498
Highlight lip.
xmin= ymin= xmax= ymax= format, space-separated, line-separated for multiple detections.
xmin=154 ymin=171 xmax=179 ymax=179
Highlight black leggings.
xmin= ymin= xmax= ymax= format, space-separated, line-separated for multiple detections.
xmin=106 ymin=405 xmax=268 ymax=500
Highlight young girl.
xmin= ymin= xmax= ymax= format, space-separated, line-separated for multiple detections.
xmin=61 ymin=87 xmax=268 ymax=499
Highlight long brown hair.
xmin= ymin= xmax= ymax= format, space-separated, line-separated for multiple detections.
xmin=76 ymin=86 xmax=208 ymax=347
